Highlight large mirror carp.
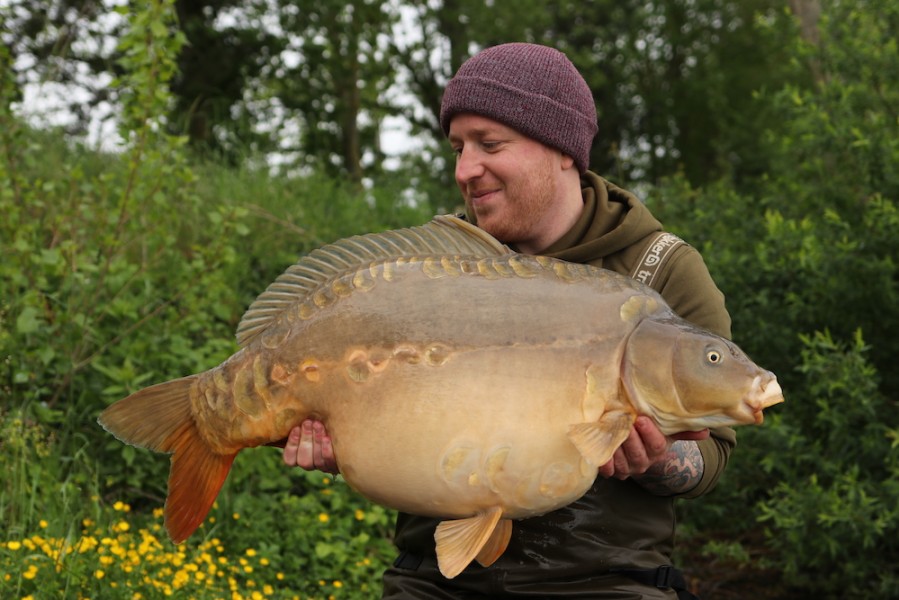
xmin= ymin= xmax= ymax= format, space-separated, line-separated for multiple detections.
xmin=99 ymin=215 xmax=783 ymax=578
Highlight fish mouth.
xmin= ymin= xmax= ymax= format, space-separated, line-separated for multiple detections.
xmin=744 ymin=373 xmax=785 ymax=424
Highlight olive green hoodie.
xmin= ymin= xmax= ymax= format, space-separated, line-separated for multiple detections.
xmin=386 ymin=172 xmax=735 ymax=595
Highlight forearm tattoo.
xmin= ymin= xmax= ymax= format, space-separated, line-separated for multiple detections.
xmin=633 ymin=441 xmax=705 ymax=496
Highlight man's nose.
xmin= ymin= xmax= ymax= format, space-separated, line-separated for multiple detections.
xmin=455 ymin=147 xmax=484 ymax=184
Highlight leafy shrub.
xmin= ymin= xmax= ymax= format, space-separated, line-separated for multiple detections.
xmin=655 ymin=5 xmax=899 ymax=597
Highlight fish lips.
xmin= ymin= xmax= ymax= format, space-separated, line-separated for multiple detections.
xmin=742 ymin=373 xmax=785 ymax=424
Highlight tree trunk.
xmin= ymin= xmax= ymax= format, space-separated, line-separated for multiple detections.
xmin=787 ymin=0 xmax=825 ymax=83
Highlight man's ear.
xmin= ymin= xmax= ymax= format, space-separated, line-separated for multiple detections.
xmin=560 ymin=153 xmax=576 ymax=171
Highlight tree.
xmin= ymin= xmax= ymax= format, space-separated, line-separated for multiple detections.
xmin=269 ymin=0 xmax=396 ymax=182
xmin=168 ymin=0 xmax=282 ymax=160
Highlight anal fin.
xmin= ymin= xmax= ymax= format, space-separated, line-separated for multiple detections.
xmin=475 ymin=518 xmax=512 ymax=568
xmin=434 ymin=506 xmax=504 ymax=578
xmin=568 ymin=411 xmax=635 ymax=467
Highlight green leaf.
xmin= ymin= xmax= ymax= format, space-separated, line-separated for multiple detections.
xmin=15 ymin=306 xmax=42 ymax=334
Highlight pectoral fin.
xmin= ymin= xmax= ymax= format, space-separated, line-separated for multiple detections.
xmin=434 ymin=506 xmax=504 ymax=578
xmin=568 ymin=411 xmax=635 ymax=467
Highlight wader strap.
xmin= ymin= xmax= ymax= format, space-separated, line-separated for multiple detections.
xmin=611 ymin=566 xmax=700 ymax=600
xmin=630 ymin=232 xmax=686 ymax=291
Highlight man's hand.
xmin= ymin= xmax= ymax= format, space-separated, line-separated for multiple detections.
xmin=282 ymin=419 xmax=339 ymax=475
xmin=599 ymin=416 xmax=708 ymax=495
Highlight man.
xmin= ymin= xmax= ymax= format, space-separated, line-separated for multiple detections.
xmin=283 ymin=43 xmax=733 ymax=599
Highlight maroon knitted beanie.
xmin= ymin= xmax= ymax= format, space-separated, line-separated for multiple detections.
xmin=440 ymin=43 xmax=598 ymax=174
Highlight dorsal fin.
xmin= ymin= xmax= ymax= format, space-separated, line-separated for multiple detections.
xmin=235 ymin=215 xmax=509 ymax=347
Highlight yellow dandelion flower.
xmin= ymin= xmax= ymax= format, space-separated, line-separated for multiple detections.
xmin=355 ymin=509 xmax=365 ymax=520
xmin=259 ymin=557 xmax=270 ymax=566
xmin=39 ymin=520 xmax=48 ymax=529
xmin=78 ymin=536 xmax=98 ymax=553
xmin=276 ymin=572 xmax=285 ymax=580
xmin=22 ymin=596 xmax=34 ymax=600
xmin=323 ymin=476 xmax=331 ymax=485
xmin=319 ymin=579 xmax=326 ymax=586
xmin=232 ymin=513 xmax=240 ymax=520
xmin=245 ymin=548 xmax=257 ymax=557
xmin=95 ymin=569 xmax=106 ymax=579
xmin=6 ymin=541 xmax=21 ymax=550
xmin=100 ymin=556 xmax=115 ymax=566
xmin=115 ymin=521 xmax=131 ymax=533
xmin=82 ymin=518 xmax=94 ymax=528
xmin=153 ymin=508 xmax=164 ymax=519
xmin=251 ymin=593 xmax=263 ymax=600
xmin=333 ymin=580 xmax=343 ymax=588
xmin=23 ymin=566 xmax=38 ymax=580
xmin=208 ymin=517 xmax=216 ymax=523
xmin=244 ymin=565 xmax=254 ymax=574
xmin=263 ymin=585 xmax=274 ymax=594
xmin=318 ymin=513 xmax=329 ymax=523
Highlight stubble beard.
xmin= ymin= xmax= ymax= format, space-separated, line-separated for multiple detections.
xmin=476 ymin=160 xmax=558 ymax=249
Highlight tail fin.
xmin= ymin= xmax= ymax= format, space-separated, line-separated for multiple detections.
xmin=98 ymin=376 xmax=237 ymax=544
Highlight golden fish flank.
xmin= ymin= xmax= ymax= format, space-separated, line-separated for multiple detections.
xmin=98 ymin=215 xmax=784 ymax=580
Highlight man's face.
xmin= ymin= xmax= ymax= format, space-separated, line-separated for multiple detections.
xmin=447 ymin=114 xmax=569 ymax=254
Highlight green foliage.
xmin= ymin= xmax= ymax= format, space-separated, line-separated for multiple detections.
xmin=2 ymin=4 xmax=428 ymax=598
xmin=654 ymin=4 xmax=899 ymax=597
xmin=211 ymin=457 xmax=396 ymax=598
xmin=756 ymin=332 xmax=899 ymax=598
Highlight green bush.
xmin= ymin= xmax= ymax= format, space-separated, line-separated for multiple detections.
xmin=654 ymin=4 xmax=899 ymax=597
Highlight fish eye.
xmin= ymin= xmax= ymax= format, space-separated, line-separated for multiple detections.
xmin=706 ymin=349 xmax=722 ymax=364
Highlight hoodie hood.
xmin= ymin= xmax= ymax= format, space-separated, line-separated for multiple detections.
xmin=544 ymin=172 xmax=663 ymax=267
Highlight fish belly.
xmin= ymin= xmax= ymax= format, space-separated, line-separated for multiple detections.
xmin=321 ymin=344 xmax=620 ymax=521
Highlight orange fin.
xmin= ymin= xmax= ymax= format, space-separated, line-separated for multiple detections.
xmin=164 ymin=422 xmax=236 ymax=543
xmin=98 ymin=375 xmax=237 ymax=543
xmin=98 ymin=376 xmax=197 ymax=451
xmin=434 ymin=506 xmax=503 ymax=579
xmin=475 ymin=518 xmax=512 ymax=568
xmin=568 ymin=411 xmax=635 ymax=467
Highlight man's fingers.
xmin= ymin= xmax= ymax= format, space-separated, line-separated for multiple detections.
xmin=282 ymin=425 xmax=302 ymax=466
xmin=311 ymin=421 xmax=326 ymax=468
xmin=634 ymin=416 xmax=669 ymax=459
xmin=297 ymin=420 xmax=316 ymax=469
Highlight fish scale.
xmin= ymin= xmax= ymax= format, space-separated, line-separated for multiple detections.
xmin=98 ymin=215 xmax=783 ymax=579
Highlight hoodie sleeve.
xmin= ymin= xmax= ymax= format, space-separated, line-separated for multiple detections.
xmin=654 ymin=243 xmax=736 ymax=498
